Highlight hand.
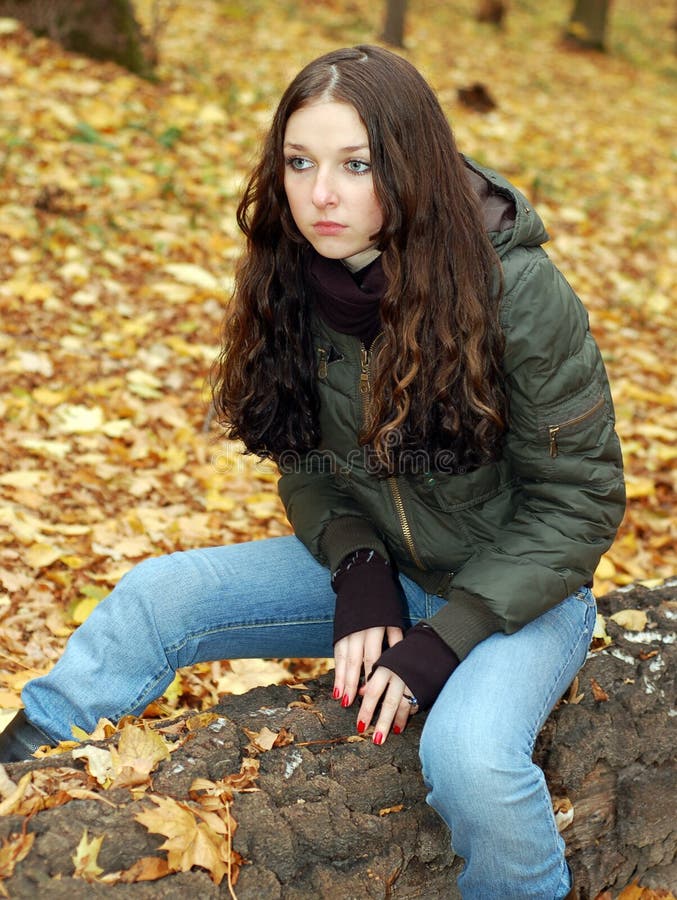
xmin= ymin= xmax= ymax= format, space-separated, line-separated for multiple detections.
xmin=356 ymin=665 xmax=418 ymax=744
xmin=333 ymin=625 xmax=403 ymax=709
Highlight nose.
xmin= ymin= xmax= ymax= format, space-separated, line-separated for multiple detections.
xmin=311 ymin=169 xmax=338 ymax=208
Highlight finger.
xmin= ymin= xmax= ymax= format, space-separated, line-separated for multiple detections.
xmin=391 ymin=696 xmax=413 ymax=735
xmin=332 ymin=635 xmax=349 ymax=701
xmin=385 ymin=626 xmax=404 ymax=648
xmin=341 ymin=633 xmax=366 ymax=707
xmin=371 ymin=669 xmax=408 ymax=745
xmin=362 ymin=626 xmax=386 ymax=681
xmin=356 ymin=666 xmax=390 ymax=735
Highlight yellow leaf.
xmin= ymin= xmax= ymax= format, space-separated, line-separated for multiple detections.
xmin=72 ymin=829 xmax=104 ymax=881
xmin=25 ymin=542 xmax=63 ymax=569
xmin=53 ymin=404 xmax=104 ymax=435
xmin=164 ymin=263 xmax=220 ymax=290
xmin=108 ymin=723 xmax=171 ymax=789
xmin=71 ymin=596 xmax=102 ymax=625
xmin=71 ymin=746 xmax=115 ymax=787
xmin=624 ymin=477 xmax=656 ymax=500
xmin=591 ymin=613 xmax=612 ymax=650
xmin=595 ymin=556 xmax=616 ymax=580
xmin=0 ymin=470 xmax=49 ymax=489
xmin=135 ymin=795 xmax=229 ymax=885
xmin=609 ymin=609 xmax=648 ymax=632
xmin=31 ymin=388 xmax=70 ymax=407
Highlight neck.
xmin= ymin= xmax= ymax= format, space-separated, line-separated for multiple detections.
xmin=341 ymin=247 xmax=381 ymax=273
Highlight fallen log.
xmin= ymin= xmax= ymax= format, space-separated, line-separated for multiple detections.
xmin=0 ymin=580 xmax=674 ymax=898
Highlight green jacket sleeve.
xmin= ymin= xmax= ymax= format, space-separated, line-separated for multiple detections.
xmin=277 ymin=456 xmax=389 ymax=572
xmin=426 ymin=248 xmax=625 ymax=652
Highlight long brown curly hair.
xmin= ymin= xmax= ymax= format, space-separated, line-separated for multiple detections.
xmin=212 ymin=45 xmax=507 ymax=472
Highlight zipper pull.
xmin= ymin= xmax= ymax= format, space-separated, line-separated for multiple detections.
xmin=317 ymin=348 xmax=328 ymax=379
xmin=548 ymin=426 xmax=559 ymax=458
xmin=359 ymin=346 xmax=370 ymax=395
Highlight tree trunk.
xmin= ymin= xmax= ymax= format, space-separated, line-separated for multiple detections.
xmin=382 ymin=0 xmax=407 ymax=47
xmin=0 ymin=0 xmax=153 ymax=76
xmin=476 ymin=0 xmax=508 ymax=27
xmin=0 ymin=580 xmax=674 ymax=898
xmin=564 ymin=0 xmax=612 ymax=51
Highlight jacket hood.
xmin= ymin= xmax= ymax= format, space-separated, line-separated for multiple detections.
xmin=464 ymin=157 xmax=549 ymax=257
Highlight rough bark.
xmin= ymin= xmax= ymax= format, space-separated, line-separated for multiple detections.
xmin=0 ymin=0 xmax=153 ymax=76
xmin=0 ymin=580 xmax=674 ymax=898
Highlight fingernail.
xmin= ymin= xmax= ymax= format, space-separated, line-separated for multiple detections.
xmin=357 ymin=720 xmax=366 ymax=734
xmin=393 ymin=725 xmax=401 ymax=734
xmin=341 ymin=693 xmax=350 ymax=708
xmin=373 ymin=731 xmax=383 ymax=745
xmin=333 ymin=687 xmax=341 ymax=700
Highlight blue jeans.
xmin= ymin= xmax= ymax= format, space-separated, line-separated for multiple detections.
xmin=22 ymin=535 xmax=595 ymax=899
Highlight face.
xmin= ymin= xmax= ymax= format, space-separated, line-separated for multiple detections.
xmin=283 ymin=101 xmax=383 ymax=262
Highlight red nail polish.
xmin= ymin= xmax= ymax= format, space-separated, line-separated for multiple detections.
xmin=393 ymin=725 xmax=401 ymax=735
xmin=341 ymin=693 xmax=350 ymax=708
xmin=373 ymin=731 xmax=383 ymax=745
xmin=357 ymin=720 xmax=366 ymax=734
xmin=333 ymin=687 xmax=341 ymax=700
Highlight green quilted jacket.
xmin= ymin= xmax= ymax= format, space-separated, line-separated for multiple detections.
xmin=278 ymin=160 xmax=625 ymax=661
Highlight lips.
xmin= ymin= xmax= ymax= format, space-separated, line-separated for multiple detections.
xmin=313 ymin=221 xmax=347 ymax=236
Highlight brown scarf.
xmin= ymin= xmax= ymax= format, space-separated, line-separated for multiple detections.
xmin=305 ymin=250 xmax=386 ymax=349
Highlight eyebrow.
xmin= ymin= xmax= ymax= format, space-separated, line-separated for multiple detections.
xmin=283 ymin=142 xmax=370 ymax=153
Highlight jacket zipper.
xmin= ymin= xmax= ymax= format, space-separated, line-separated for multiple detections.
xmin=360 ymin=342 xmax=425 ymax=570
xmin=548 ymin=396 xmax=605 ymax=458
xmin=387 ymin=475 xmax=426 ymax=570
xmin=359 ymin=345 xmax=370 ymax=416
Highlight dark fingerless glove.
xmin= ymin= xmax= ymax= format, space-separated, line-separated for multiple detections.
xmin=374 ymin=622 xmax=460 ymax=710
xmin=332 ymin=549 xmax=404 ymax=645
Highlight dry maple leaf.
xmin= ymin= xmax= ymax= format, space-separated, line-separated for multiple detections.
xmin=135 ymin=794 xmax=235 ymax=886
xmin=72 ymin=723 xmax=172 ymax=790
xmin=72 ymin=829 xmax=104 ymax=882
xmin=108 ymin=722 xmax=172 ymax=789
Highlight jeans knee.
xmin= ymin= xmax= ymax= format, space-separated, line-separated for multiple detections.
xmin=102 ymin=555 xmax=183 ymax=637
xmin=421 ymin=705 xmax=526 ymax=812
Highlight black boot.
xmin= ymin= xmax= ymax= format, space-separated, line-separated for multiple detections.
xmin=0 ymin=710 xmax=52 ymax=763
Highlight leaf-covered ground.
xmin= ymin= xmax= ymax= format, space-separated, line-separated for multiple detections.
xmin=0 ymin=0 xmax=675 ymax=728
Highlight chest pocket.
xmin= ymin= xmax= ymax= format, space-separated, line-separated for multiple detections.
xmin=316 ymin=345 xmax=344 ymax=380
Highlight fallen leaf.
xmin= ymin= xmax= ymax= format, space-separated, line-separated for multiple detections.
xmin=72 ymin=829 xmax=104 ymax=881
xmin=134 ymin=795 xmax=229 ymax=885
xmin=590 ymin=678 xmax=609 ymax=702
xmin=0 ymin=830 xmax=34 ymax=882
xmin=379 ymin=803 xmax=404 ymax=816
xmin=108 ymin=722 xmax=172 ymax=789
xmin=610 ymin=609 xmax=648 ymax=632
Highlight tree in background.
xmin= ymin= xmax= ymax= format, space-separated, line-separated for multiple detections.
xmin=382 ymin=0 xmax=407 ymax=46
xmin=0 ymin=0 xmax=153 ymax=75
xmin=564 ymin=0 xmax=612 ymax=50
xmin=476 ymin=0 xmax=508 ymax=27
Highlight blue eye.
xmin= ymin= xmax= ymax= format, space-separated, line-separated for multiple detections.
xmin=346 ymin=159 xmax=371 ymax=174
xmin=286 ymin=157 xmax=313 ymax=171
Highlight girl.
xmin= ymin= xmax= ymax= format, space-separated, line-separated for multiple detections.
xmin=1 ymin=45 xmax=624 ymax=899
